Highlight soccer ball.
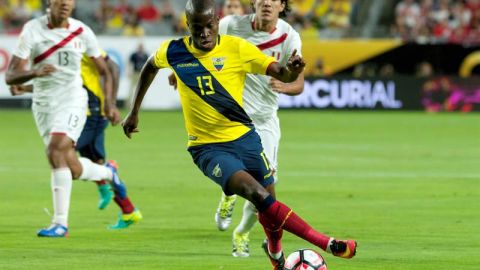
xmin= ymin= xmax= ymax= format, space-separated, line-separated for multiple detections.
xmin=284 ymin=249 xmax=328 ymax=270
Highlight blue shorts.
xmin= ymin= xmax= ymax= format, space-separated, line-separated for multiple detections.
xmin=188 ymin=129 xmax=274 ymax=195
xmin=76 ymin=115 xmax=108 ymax=162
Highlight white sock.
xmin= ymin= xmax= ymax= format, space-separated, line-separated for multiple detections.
xmin=234 ymin=200 xmax=258 ymax=235
xmin=51 ymin=168 xmax=72 ymax=227
xmin=326 ymin=237 xmax=335 ymax=253
xmin=266 ymin=242 xmax=283 ymax=260
xmin=78 ymin=157 xmax=113 ymax=181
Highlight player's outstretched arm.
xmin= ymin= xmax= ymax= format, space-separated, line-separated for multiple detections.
xmin=92 ymin=56 xmax=115 ymax=123
xmin=266 ymin=49 xmax=305 ymax=84
xmin=105 ymin=57 xmax=121 ymax=125
xmin=122 ymin=56 xmax=159 ymax=139
xmin=269 ymin=71 xmax=305 ymax=96
xmin=5 ymin=56 xmax=56 ymax=85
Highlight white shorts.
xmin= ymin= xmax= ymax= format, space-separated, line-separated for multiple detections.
xmin=32 ymin=103 xmax=87 ymax=146
xmin=252 ymin=114 xmax=281 ymax=182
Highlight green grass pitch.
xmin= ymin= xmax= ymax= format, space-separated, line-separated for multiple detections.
xmin=0 ymin=110 xmax=479 ymax=270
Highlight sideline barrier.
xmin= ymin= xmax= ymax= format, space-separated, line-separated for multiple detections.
xmin=279 ymin=76 xmax=480 ymax=112
xmin=1 ymin=35 xmax=479 ymax=112
xmin=0 ymin=36 xmax=180 ymax=110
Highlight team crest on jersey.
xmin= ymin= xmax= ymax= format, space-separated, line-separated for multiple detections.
xmin=212 ymin=57 xmax=226 ymax=71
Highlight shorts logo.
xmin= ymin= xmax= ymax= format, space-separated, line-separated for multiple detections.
xmin=212 ymin=164 xmax=222 ymax=178
xmin=212 ymin=57 xmax=226 ymax=71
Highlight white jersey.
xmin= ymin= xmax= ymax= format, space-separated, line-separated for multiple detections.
xmin=13 ymin=15 xmax=101 ymax=108
xmin=219 ymin=14 xmax=302 ymax=120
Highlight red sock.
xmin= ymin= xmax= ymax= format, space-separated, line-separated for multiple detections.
xmin=265 ymin=227 xmax=283 ymax=254
xmin=259 ymin=200 xmax=331 ymax=251
xmin=114 ymin=196 xmax=135 ymax=214
xmin=95 ymin=180 xmax=108 ymax=186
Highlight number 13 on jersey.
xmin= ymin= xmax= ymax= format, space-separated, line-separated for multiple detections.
xmin=196 ymin=75 xmax=215 ymax=96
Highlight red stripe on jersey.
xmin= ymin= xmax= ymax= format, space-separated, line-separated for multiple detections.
xmin=33 ymin=27 xmax=84 ymax=64
xmin=257 ymin=33 xmax=288 ymax=51
xmin=50 ymin=132 xmax=66 ymax=136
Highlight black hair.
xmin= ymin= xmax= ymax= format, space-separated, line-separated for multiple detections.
xmin=251 ymin=0 xmax=291 ymax=18
xmin=280 ymin=0 xmax=291 ymax=18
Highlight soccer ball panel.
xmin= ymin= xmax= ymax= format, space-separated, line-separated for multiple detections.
xmin=284 ymin=249 xmax=328 ymax=270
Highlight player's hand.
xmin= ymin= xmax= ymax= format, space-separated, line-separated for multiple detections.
xmin=107 ymin=105 xmax=121 ymax=126
xmin=287 ymin=49 xmax=305 ymax=75
xmin=269 ymin=78 xmax=285 ymax=94
xmin=9 ymin=85 xmax=27 ymax=96
xmin=122 ymin=112 xmax=139 ymax=139
xmin=168 ymin=73 xmax=177 ymax=90
xmin=34 ymin=64 xmax=57 ymax=77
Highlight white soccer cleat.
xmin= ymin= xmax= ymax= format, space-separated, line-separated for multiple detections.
xmin=232 ymin=231 xmax=250 ymax=257
xmin=215 ymin=194 xmax=237 ymax=231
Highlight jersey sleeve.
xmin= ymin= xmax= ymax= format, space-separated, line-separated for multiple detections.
xmin=152 ymin=40 xmax=172 ymax=69
xmin=13 ymin=22 xmax=34 ymax=59
xmin=286 ymin=30 xmax=303 ymax=58
xmin=239 ymin=38 xmax=276 ymax=75
xmin=83 ymin=25 xmax=102 ymax=58
xmin=219 ymin=15 xmax=233 ymax=35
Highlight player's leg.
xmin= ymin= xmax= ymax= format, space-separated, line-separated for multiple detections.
xmin=258 ymin=183 xmax=357 ymax=258
xmin=227 ymin=173 xmax=356 ymax=270
xmin=37 ymin=133 xmax=77 ymax=237
xmin=55 ymin=107 xmax=128 ymax=200
xmin=232 ymin=117 xmax=280 ymax=257
xmin=76 ymin=116 xmax=113 ymax=210
xmin=95 ymin=120 xmax=142 ymax=229
xmin=74 ymin=116 xmax=142 ymax=228
xmin=33 ymin=109 xmax=71 ymax=237
xmin=235 ymin=131 xmax=356 ymax=266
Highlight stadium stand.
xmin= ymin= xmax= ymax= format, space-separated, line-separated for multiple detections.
xmin=2 ymin=0 xmax=479 ymax=45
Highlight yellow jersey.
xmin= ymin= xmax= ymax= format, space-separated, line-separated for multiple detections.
xmin=81 ymin=50 xmax=108 ymax=116
xmin=153 ymin=35 xmax=276 ymax=147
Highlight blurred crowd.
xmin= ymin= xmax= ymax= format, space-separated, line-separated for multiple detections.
xmin=3 ymin=0 xmax=480 ymax=44
xmin=0 ymin=0 xmax=43 ymax=34
xmin=393 ymin=0 xmax=480 ymax=45
xmin=0 ymin=0 xmax=355 ymax=38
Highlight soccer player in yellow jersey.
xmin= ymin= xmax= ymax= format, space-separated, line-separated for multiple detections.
xmin=122 ymin=0 xmax=357 ymax=269
xmin=78 ymin=52 xmax=142 ymax=229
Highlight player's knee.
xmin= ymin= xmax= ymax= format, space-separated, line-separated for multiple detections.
xmin=46 ymin=145 xmax=64 ymax=167
xmin=70 ymin=165 xmax=82 ymax=179
xmin=228 ymin=171 xmax=270 ymax=206
xmin=241 ymin=185 xmax=269 ymax=209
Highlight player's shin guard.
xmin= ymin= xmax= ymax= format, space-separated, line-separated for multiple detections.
xmin=258 ymin=195 xmax=331 ymax=252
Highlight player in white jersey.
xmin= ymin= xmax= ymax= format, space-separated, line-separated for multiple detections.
xmin=5 ymin=0 xmax=126 ymax=237
xmin=215 ymin=0 xmax=305 ymax=258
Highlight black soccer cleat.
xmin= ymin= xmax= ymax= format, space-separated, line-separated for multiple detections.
xmin=262 ymin=239 xmax=286 ymax=270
